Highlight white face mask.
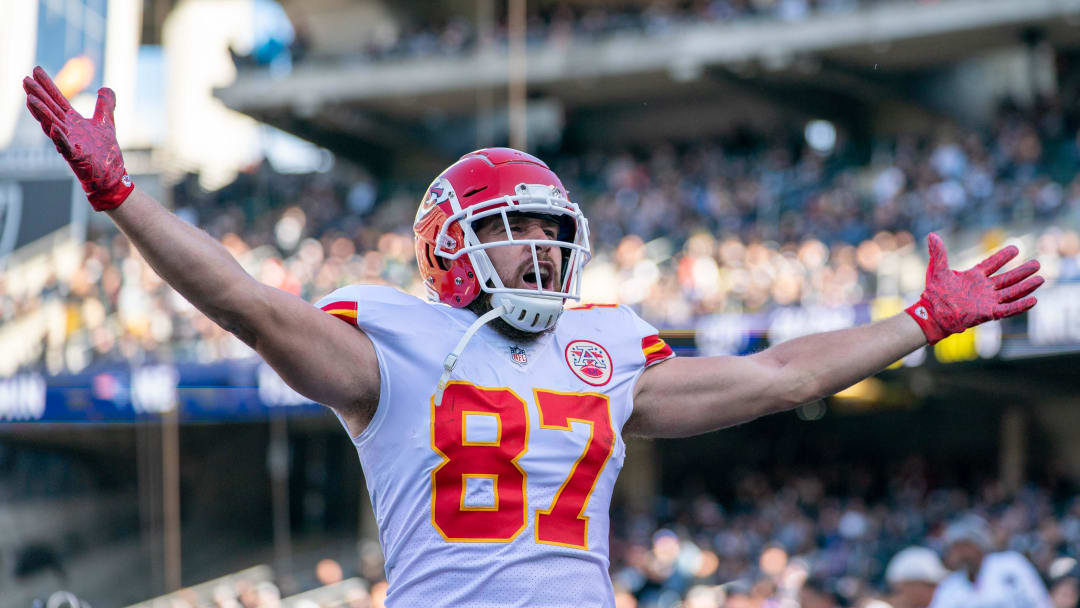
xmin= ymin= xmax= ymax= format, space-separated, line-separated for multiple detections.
xmin=434 ymin=183 xmax=592 ymax=332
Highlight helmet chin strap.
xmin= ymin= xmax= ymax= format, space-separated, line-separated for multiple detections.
xmin=434 ymin=282 xmax=568 ymax=407
xmin=435 ymin=293 xmax=565 ymax=406
xmin=434 ymin=303 xmax=508 ymax=407
xmin=491 ymin=292 xmax=565 ymax=333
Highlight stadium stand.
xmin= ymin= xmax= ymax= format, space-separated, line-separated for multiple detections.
xmin=292 ymin=0 xmax=908 ymax=64
xmin=124 ymin=564 xmax=276 ymax=608
xmin=280 ymin=577 xmax=370 ymax=607
xmin=20 ymin=456 xmax=1079 ymax=607
xmin=607 ymin=459 xmax=1080 ymax=606
xmin=2 ymin=100 xmax=1079 ymax=375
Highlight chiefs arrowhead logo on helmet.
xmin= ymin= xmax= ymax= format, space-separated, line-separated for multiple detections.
xmin=416 ymin=177 xmax=453 ymax=225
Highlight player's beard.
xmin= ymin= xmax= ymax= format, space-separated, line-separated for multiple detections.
xmin=466 ymin=291 xmax=555 ymax=344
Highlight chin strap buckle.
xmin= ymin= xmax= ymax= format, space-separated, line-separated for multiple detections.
xmin=434 ymin=353 xmax=459 ymax=407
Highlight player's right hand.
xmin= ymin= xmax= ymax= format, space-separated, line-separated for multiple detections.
xmin=23 ymin=66 xmax=134 ymax=211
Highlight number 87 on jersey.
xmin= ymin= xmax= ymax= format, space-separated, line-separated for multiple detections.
xmin=430 ymin=382 xmax=616 ymax=550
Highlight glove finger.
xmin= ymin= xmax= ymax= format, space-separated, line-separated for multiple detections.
xmin=990 ymin=259 xmax=1040 ymax=289
xmin=973 ymin=244 xmax=1019 ymax=276
xmin=927 ymin=233 xmax=950 ymax=276
xmin=23 ymin=76 xmax=68 ymax=122
xmin=997 ymin=275 xmax=1044 ymax=303
xmin=93 ymin=87 xmax=116 ymax=125
xmin=49 ymin=125 xmax=74 ymax=158
xmin=33 ymin=66 xmax=74 ymax=115
xmin=994 ymin=297 xmax=1037 ymax=319
xmin=25 ymin=96 xmax=51 ymax=131
xmin=26 ymin=94 xmax=65 ymax=134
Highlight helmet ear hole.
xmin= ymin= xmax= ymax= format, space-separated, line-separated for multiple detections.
xmin=426 ymin=244 xmax=450 ymax=271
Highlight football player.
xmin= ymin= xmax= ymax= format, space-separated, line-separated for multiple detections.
xmin=24 ymin=67 xmax=1044 ymax=607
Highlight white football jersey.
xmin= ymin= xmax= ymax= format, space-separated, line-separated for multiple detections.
xmin=314 ymin=285 xmax=675 ymax=608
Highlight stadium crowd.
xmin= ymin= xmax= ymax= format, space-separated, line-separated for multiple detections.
xmin=607 ymin=459 xmax=1080 ymax=607
xmin=109 ymin=458 xmax=1080 ymax=608
xmin=2 ymin=97 xmax=1080 ymax=376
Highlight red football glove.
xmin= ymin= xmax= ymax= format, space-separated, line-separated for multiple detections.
xmin=906 ymin=233 xmax=1043 ymax=344
xmin=23 ymin=66 xmax=134 ymax=211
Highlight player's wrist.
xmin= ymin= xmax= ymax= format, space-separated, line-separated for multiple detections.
xmin=84 ymin=172 xmax=134 ymax=211
xmin=905 ymin=296 xmax=948 ymax=345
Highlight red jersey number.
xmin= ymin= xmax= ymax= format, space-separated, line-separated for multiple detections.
xmin=430 ymin=383 xmax=614 ymax=549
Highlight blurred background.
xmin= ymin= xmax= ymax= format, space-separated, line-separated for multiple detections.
xmin=2 ymin=0 xmax=1080 ymax=606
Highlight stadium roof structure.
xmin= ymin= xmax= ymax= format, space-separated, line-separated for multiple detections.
xmin=217 ymin=0 xmax=1080 ymax=170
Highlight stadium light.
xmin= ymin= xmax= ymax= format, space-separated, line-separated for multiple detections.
xmin=804 ymin=119 xmax=836 ymax=154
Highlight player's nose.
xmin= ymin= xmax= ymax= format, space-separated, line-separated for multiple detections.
xmin=530 ymin=226 xmax=560 ymax=258
xmin=534 ymin=219 xmax=566 ymax=244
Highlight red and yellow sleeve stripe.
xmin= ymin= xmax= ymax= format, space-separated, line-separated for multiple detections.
xmin=320 ymin=300 xmax=358 ymax=326
xmin=641 ymin=334 xmax=674 ymax=367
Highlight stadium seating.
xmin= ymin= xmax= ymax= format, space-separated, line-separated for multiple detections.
xmin=1 ymin=99 xmax=1078 ymax=376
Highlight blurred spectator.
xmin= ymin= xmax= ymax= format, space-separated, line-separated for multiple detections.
xmin=370 ymin=580 xmax=387 ymax=608
xmin=1050 ymin=558 xmax=1080 ymax=608
xmin=722 ymin=580 xmax=754 ymax=607
xmin=800 ymin=576 xmax=846 ymax=608
xmin=929 ymin=514 xmax=1051 ymax=607
xmin=885 ymin=546 xmax=947 ymax=608
xmin=14 ymin=543 xmax=64 ymax=580
xmin=315 ymin=558 xmax=343 ymax=586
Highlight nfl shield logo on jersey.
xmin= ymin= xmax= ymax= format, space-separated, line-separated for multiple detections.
xmin=565 ymin=340 xmax=613 ymax=386
xmin=509 ymin=345 xmax=528 ymax=366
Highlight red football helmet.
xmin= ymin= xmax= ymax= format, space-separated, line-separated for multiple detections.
xmin=413 ymin=147 xmax=591 ymax=332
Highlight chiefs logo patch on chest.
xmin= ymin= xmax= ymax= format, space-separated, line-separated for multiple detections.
xmin=564 ymin=340 xmax=613 ymax=386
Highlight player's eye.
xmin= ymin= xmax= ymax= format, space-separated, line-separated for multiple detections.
xmin=480 ymin=219 xmax=509 ymax=238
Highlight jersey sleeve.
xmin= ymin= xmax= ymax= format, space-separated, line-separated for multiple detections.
xmin=312 ymin=284 xmax=440 ymax=441
xmin=317 ymin=294 xmax=360 ymax=326
xmin=625 ymin=307 xmax=675 ymax=368
xmin=314 ymin=284 xmax=423 ymax=328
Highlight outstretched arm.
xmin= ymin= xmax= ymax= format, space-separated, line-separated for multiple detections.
xmin=628 ymin=235 xmax=1043 ymax=438
xmin=23 ymin=67 xmax=378 ymax=435
xmin=107 ymin=190 xmax=379 ymax=433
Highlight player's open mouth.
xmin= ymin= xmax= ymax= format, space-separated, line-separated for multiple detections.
xmin=521 ymin=263 xmax=554 ymax=291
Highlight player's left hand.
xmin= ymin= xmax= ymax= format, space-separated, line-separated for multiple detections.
xmin=23 ymin=66 xmax=134 ymax=211
xmin=906 ymin=232 xmax=1043 ymax=345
